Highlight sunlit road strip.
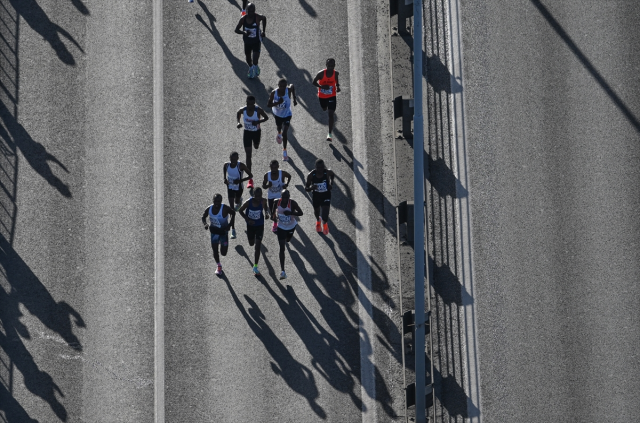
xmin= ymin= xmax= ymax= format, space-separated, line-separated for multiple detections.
xmin=153 ymin=0 xmax=165 ymax=422
xmin=346 ymin=0 xmax=377 ymax=420
xmin=448 ymin=0 xmax=483 ymax=421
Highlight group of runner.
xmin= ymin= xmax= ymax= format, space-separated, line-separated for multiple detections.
xmin=200 ymin=1 xmax=340 ymax=280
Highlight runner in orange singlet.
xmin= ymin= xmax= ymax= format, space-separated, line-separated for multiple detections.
xmin=312 ymin=58 xmax=341 ymax=141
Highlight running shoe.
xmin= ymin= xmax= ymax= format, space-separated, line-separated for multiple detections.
xmin=247 ymin=178 xmax=254 ymax=188
xmin=326 ymin=133 xmax=333 ymax=141
xmin=315 ymin=221 xmax=322 ymax=232
xmin=276 ymin=133 xmax=283 ymax=144
xmin=215 ymin=264 xmax=223 ymax=276
xmin=255 ymin=65 xmax=261 ymax=76
xmin=282 ymin=149 xmax=288 ymax=161
xmin=253 ymin=265 xmax=261 ymax=276
xmin=241 ymin=9 xmax=247 ymax=16
xmin=230 ymin=228 xmax=237 ymax=239
xmin=247 ymin=65 xmax=254 ymax=79
xmin=323 ymin=222 xmax=329 ymax=235
xmin=272 ymin=221 xmax=278 ymax=233
xmin=234 ymin=201 xmax=241 ymax=212
xmin=279 ymin=271 xmax=287 ymax=280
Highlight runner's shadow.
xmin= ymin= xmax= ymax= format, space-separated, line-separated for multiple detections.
xmin=287 ymin=240 xmax=397 ymax=418
xmin=0 ymin=100 xmax=71 ymax=198
xmin=9 ymin=0 xmax=85 ymax=66
xmin=296 ymin=0 xmax=317 ymax=17
xmin=0 ymin=232 xmax=85 ymax=422
xmin=258 ymin=273 xmax=364 ymax=410
xmin=223 ymin=278 xmax=326 ymax=418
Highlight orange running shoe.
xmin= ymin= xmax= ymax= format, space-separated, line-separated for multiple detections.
xmin=322 ymin=222 xmax=329 ymax=235
xmin=315 ymin=221 xmax=322 ymax=232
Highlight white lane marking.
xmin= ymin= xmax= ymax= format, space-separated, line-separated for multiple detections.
xmin=448 ymin=0 xmax=483 ymax=421
xmin=346 ymin=0 xmax=377 ymax=421
xmin=153 ymin=0 xmax=165 ymax=421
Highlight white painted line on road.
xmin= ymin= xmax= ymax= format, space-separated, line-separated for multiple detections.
xmin=346 ymin=1 xmax=377 ymax=421
xmin=448 ymin=0 xmax=483 ymax=421
xmin=153 ymin=0 xmax=165 ymax=422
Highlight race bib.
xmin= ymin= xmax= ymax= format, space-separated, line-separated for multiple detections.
xmin=210 ymin=218 xmax=222 ymax=228
xmin=246 ymin=28 xmax=257 ymax=38
xmin=244 ymin=117 xmax=258 ymax=131
xmin=276 ymin=101 xmax=287 ymax=109
xmin=316 ymin=182 xmax=328 ymax=193
xmin=320 ymin=86 xmax=334 ymax=96
xmin=278 ymin=214 xmax=291 ymax=223
xmin=269 ymin=184 xmax=281 ymax=193
xmin=228 ymin=182 xmax=240 ymax=190
xmin=248 ymin=209 xmax=262 ymax=220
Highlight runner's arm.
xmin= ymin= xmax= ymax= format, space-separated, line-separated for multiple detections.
xmin=289 ymin=84 xmax=298 ymax=106
xmin=291 ymin=200 xmax=303 ymax=217
xmin=223 ymin=163 xmax=229 ymax=185
xmin=234 ymin=17 xmax=245 ymax=35
xmin=305 ymin=172 xmax=314 ymax=191
xmin=312 ymin=71 xmax=323 ymax=88
xmin=237 ymin=201 xmax=249 ymax=219
xmin=262 ymin=172 xmax=270 ymax=189
xmin=202 ymin=208 xmax=210 ymax=227
xmin=260 ymin=15 xmax=267 ymax=36
xmin=237 ymin=108 xmax=244 ymax=128
xmin=266 ymin=91 xmax=276 ymax=108
xmin=335 ymin=71 xmax=341 ymax=93
xmin=239 ymin=163 xmax=253 ymax=181
xmin=223 ymin=205 xmax=236 ymax=219
xmin=282 ymin=171 xmax=291 ymax=188
xmin=328 ymin=169 xmax=335 ymax=190
xmin=257 ymin=107 xmax=269 ymax=123
xmin=262 ymin=199 xmax=270 ymax=218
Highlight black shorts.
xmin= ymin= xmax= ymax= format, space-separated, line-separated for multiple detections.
xmin=243 ymin=130 xmax=261 ymax=149
xmin=247 ymin=224 xmax=264 ymax=241
xmin=312 ymin=192 xmax=331 ymax=208
xmin=319 ymin=96 xmax=337 ymax=111
xmin=274 ymin=115 xmax=292 ymax=128
xmin=228 ymin=187 xmax=243 ymax=200
xmin=276 ymin=225 xmax=297 ymax=241
xmin=244 ymin=41 xmax=261 ymax=56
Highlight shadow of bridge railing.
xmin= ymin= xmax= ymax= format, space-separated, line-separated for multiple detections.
xmin=0 ymin=0 xmax=20 ymax=420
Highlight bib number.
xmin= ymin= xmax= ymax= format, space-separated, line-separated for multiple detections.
xmin=246 ymin=28 xmax=257 ymax=38
xmin=278 ymin=214 xmax=291 ymax=224
xmin=316 ymin=182 xmax=328 ymax=193
xmin=320 ymin=86 xmax=334 ymax=96
xmin=248 ymin=209 xmax=262 ymax=220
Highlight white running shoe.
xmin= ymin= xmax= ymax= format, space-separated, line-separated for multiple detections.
xmin=230 ymin=228 xmax=237 ymax=239
xmin=276 ymin=133 xmax=283 ymax=144
xmin=279 ymin=271 xmax=287 ymax=280
xmin=253 ymin=266 xmax=261 ymax=276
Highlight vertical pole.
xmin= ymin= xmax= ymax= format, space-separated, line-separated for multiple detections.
xmin=412 ymin=0 xmax=426 ymax=422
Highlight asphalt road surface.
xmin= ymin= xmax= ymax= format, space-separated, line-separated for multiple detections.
xmin=1 ymin=0 xmax=405 ymax=422
xmin=457 ymin=0 xmax=640 ymax=422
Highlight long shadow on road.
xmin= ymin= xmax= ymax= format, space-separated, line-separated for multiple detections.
xmin=0 ymin=232 xmax=85 ymax=422
xmin=223 ymin=276 xmax=326 ymax=418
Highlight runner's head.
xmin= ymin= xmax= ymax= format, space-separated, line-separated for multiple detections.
xmin=281 ymin=189 xmax=290 ymax=201
xmin=326 ymin=58 xmax=336 ymax=71
xmin=253 ymin=187 xmax=263 ymax=200
xmin=247 ymin=3 xmax=256 ymax=15
xmin=213 ymin=193 xmax=223 ymax=206
xmin=277 ymin=78 xmax=287 ymax=90
xmin=230 ymin=151 xmax=239 ymax=165
xmin=270 ymin=159 xmax=279 ymax=171
xmin=315 ymin=158 xmax=325 ymax=172
xmin=246 ymin=95 xmax=256 ymax=107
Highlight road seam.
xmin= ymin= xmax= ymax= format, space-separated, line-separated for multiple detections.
xmin=153 ymin=0 xmax=165 ymax=422
xmin=346 ymin=0 xmax=377 ymax=421
xmin=447 ymin=0 xmax=483 ymax=420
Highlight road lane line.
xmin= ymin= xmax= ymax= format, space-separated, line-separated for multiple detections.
xmin=153 ymin=0 xmax=165 ymax=422
xmin=448 ymin=0 xmax=483 ymax=421
xmin=346 ymin=0 xmax=377 ymax=420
